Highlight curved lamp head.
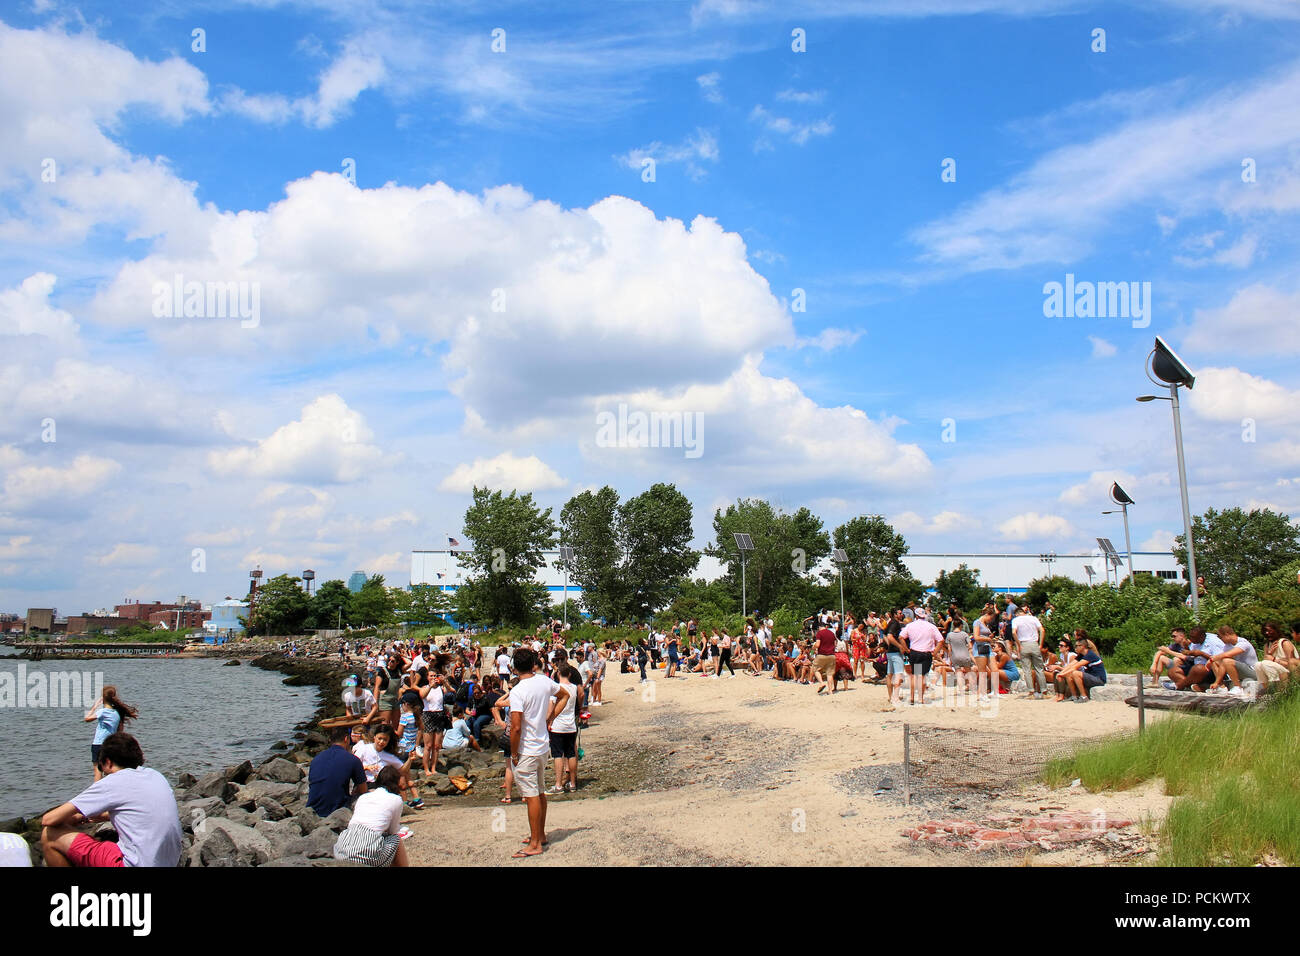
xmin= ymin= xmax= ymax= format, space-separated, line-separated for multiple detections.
xmin=1150 ymin=335 xmax=1196 ymax=389
xmin=1110 ymin=482 xmax=1134 ymax=506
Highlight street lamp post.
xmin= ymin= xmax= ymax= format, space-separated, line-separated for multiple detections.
xmin=1138 ymin=336 xmax=1199 ymax=616
xmin=832 ymin=549 xmax=849 ymax=624
xmin=558 ymin=546 xmax=575 ymax=628
xmin=734 ymin=533 xmax=755 ymax=619
xmin=1103 ymin=483 xmax=1136 ymax=586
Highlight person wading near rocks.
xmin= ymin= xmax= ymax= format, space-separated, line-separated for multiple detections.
xmin=508 ymin=647 xmax=569 ymax=859
xmin=307 ymin=724 xmax=368 ymax=817
xmin=1011 ymin=605 xmax=1047 ymax=698
xmin=41 ymin=732 xmax=183 ymax=868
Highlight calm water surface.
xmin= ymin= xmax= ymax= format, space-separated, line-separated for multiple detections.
xmin=0 ymin=647 xmax=316 ymax=818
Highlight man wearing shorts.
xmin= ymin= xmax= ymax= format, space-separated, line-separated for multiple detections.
xmin=508 ymin=648 xmax=569 ymax=859
xmin=901 ymin=613 xmax=942 ymax=706
xmin=813 ymin=624 xmax=840 ymax=695
xmin=1207 ymin=625 xmax=1258 ymax=692
xmin=41 ymin=732 xmax=183 ymax=867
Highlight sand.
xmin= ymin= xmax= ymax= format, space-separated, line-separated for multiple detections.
xmin=405 ymin=664 xmax=1172 ymax=866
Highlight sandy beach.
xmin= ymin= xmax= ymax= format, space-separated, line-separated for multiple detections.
xmin=407 ymin=664 xmax=1172 ymax=866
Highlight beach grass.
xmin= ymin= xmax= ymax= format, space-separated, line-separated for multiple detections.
xmin=1042 ymin=687 xmax=1300 ymax=865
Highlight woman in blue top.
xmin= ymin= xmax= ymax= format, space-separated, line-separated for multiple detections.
xmin=83 ymin=686 xmax=137 ymax=780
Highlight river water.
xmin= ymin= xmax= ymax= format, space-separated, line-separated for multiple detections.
xmin=0 ymin=646 xmax=317 ymax=819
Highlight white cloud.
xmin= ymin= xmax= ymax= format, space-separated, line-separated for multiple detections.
xmin=1173 ymin=233 xmax=1258 ymax=269
xmin=438 ymin=452 xmax=568 ymax=494
xmin=893 ymin=510 xmax=979 ymax=535
xmin=219 ymin=45 xmax=385 ymax=128
xmin=997 ymin=511 xmax=1076 ymax=542
xmin=0 ymin=273 xmax=79 ymax=345
xmin=1185 ymin=284 xmax=1300 ymax=355
xmin=1087 ymin=335 xmax=1117 ymax=358
xmin=1141 ymin=529 xmax=1178 ymax=551
xmin=0 ymin=446 xmax=121 ymax=512
xmin=1186 ymin=366 xmax=1300 ymax=424
xmin=749 ymin=104 xmax=834 ymax=150
xmin=697 ymin=72 xmax=723 ymax=103
xmin=796 ymin=327 xmax=865 ymax=350
xmin=775 ymin=88 xmax=825 ymax=103
xmin=93 ymin=544 xmax=159 ymax=568
xmin=207 ymin=395 xmax=385 ymax=483
xmin=616 ymin=128 xmax=720 ymax=180
xmin=910 ymin=61 xmax=1300 ymax=271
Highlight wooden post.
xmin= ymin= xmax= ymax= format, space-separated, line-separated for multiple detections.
xmin=903 ymin=723 xmax=911 ymax=806
xmin=1136 ymin=673 xmax=1145 ymax=735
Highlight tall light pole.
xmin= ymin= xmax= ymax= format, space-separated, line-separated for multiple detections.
xmin=832 ymin=549 xmax=849 ymax=623
xmin=1138 ymin=335 xmax=1199 ymax=616
xmin=734 ymin=533 xmax=755 ymax=618
xmin=558 ymin=546 xmax=575 ymax=628
xmin=1103 ymin=482 xmax=1136 ymax=585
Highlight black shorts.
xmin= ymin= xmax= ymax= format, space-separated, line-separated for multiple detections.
xmin=91 ymin=744 xmax=101 ymax=764
xmin=422 ymin=710 xmax=452 ymax=733
xmin=908 ymin=650 xmax=933 ymax=675
xmin=1081 ymin=672 xmax=1105 ymax=690
xmin=549 ymin=731 xmax=577 ymax=759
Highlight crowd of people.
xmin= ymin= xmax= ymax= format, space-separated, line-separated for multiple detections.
xmin=603 ymin=600 xmax=1102 ymax=710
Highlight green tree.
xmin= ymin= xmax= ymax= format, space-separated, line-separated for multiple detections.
xmin=559 ymin=483 xmax=699 ymax=622
xmin=829 ymin=515 xmax=923 ymax=614
xmin=931 ymin=563 xmax=994 ymax=613
xmin=705 ymin=499 xmax=830 ymax=616
xmin=617 ymin=483 xmax=699 ymax=620
xmin=1174 ymin=507 xmax=1300 ymax=595
xmin=1018 ymin=574 xmax=1085 ymax=613
xmin=351 ymin=574 xmax=396 ymax=627
xmin=248 ymin=574 xmax=311 ymax=636
xmin=457 ymin=487 xmax=558 ymax=627
xmin=400 ymin=585 xmax=451 ymax=625
xmin=559 ymin=486 xmax=624 ymax=621
xmin=308 ymin=579 xmax=353 ymax=629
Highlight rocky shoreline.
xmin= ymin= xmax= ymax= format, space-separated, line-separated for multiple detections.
xmin=4 ymin=645 xmax=519 ymax=866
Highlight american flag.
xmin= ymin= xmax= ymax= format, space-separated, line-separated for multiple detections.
xmin=448 ymin=536 xmax=461 ymax=547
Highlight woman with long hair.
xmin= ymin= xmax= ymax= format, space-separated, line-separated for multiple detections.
xmin=83 ymin=685 xmax=138 ymax=779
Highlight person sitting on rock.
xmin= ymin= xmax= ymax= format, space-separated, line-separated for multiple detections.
xmin=41 ymin=732 xmax=183 ymax=867
xmin=1147 ymin=628 xmax=1191 ymax=687
xmin=332 ymin=766 xmax=409 ymax=867
xmin=308 ymin=724 xmax=367 ymax=817
xmin=440 ymin=707 xmax=482 ymax=754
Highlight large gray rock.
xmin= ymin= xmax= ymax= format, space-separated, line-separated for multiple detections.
xmin=321 ymin=807 xmax=352 ymax=833
xmin=185 ymin=771 xmax=235 ymax=803
xmin=222 ymin=806 xmax=267 ymax=827
xmin=175 ymin=772 xmax=198 ymax=789
xmin=255 ymin=796 xmax=290 ymax=821
xmin=178 ymin=797 xmax=226 ymax=832
xmin=263 ymin=854 xmax=315 ymax=867
xmin=225 ymin=760 xmax=255 ymax=785
xmin=197 ymin=820 xmax=273 ymax=866
xmin=291 ymin=826 xmax=340 ymax=859
xmin=254 ymin=819 xmax=305 ymax=857
xmin=255 ymin=757 xmax=303 ymax=784
xmin=233 ymin=780 xmax=300 ymax=807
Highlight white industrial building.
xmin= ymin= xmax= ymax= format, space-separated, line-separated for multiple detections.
xmin=411 ymin=547 xmax=1184 ymax=602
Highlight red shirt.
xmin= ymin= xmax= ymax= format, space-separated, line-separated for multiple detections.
xmin=815 ymin=628 xmax=837 ymax=655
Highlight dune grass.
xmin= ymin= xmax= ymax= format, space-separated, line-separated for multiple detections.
xmin=1042 ymin=688 xmax=1300 ymax=865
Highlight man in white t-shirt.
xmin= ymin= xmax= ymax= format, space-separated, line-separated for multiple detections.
xmin=496 ymin=649 xmax=512 ymax=679
xmin=1011 ymin=606 xmax=1046 ymax=697
xmin=508 ymin=647 xmax=569 ymax=858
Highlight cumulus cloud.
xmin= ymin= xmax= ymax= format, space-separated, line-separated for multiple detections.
xmin=0 ymin=445 xmax=122 ymax=513
xmin=0 ymin=273 xmax=80 ymax=345
xmin=438 ymin=453 xmax=567 ymax=494
xmin=997 ymin=511 xmax=1075 ymax=542
xmin=1087 ymin=335 xmax=1117 ymax=358
xmin=1185 ymin=284 xmax=1300 ymax=355
xmin=697 ymin=72 xmax=723 ymax=103
xmin=893 ymin=510 xmax=979 ymax=535
xmin=1141 ymin=529 xmax=1178 ymax=551
xmin=1185 ymin=367 xmax=1300 ymax=424
xmin=207 ymin=395 xmax=385 ymax=483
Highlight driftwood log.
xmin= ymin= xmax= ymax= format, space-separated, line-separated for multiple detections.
xmin=1125 ymin=691 xmax=1264 ymax=715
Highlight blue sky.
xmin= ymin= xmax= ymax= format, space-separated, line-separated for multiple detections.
xmin=2 ymin=0 xmax=1299 ymax=614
